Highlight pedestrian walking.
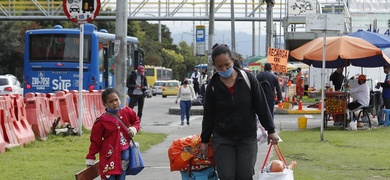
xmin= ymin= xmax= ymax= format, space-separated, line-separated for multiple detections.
xmin=190 ymin=67 xmax=201 ymax=96
xmin=86 ymin=88 xmax=141 ymax=180
xmin=256 ymin=63 xmax=283 ymax=117
xmin=199 ymin=44 xmax=279 ymax=180
xmin=127 ymin=65 xmax=148 ymax=121
xmin=175 ymin=78 xmax=196 ymax=125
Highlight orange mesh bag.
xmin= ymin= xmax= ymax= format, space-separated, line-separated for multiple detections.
xmin=168 ymin=134 xmax=214 ymax=171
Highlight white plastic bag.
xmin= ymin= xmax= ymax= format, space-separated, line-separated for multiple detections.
xmin=349 ymin=120 xmax=357 ymax=131
xmin=257 ymin=169 xmax=294 ymax=180
xmin=257 ymin=120 xmax=268 ymax=144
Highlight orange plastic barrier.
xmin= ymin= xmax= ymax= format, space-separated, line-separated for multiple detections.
xmin=97 ymin=90 xmax=105 ymax=116
xmin=0 ymin=96 xmax=19 ymax=146
xmin=89 ymin=90 xmax=104 ymax=120
xmin=46 ymin=93 xmax=64 ymax=126
xmin=37 ymin=93 xmax=53 ymax=135
xmin=71 ymin=90 xmax=94 ymax=130
xmin=56 ymin=90 xmax=79 ymax=129
xmin=10 ymin=94 xmax=35 ymax=144
xmin=24 ymin=92 xmax=49 ymax=140
xmin=0 ymin=128 xmax=5 ymax=153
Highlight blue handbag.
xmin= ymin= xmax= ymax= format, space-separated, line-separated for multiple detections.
xmin=180 ymin=157 xmax=218 ymax=180
xmin=180 ymin=166 xmax=218 ymax=180
xmin=126 ymin=139 xmax=145 ymax=175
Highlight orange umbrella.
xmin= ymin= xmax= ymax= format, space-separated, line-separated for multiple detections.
xmin=290 ymin=36 xmax=390 ymax=68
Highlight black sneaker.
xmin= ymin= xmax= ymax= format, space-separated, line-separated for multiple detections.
xmin=180 ymin=122 xmax=184 ymax=125
xmin=187 ymin=122 xmax=190 ymax=125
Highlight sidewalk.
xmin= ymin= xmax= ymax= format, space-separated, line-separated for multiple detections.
xmin=168 ymin=102 xmax=322 ymax=116
xmin=131 ymin=115 xmax=271 ymax=180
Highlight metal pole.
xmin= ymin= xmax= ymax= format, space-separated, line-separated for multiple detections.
xmin=158 ymin=0 xmax=162 ymax=43
xmin=230 ymin=0 xmax=236 ymax=52
xmin=279 ymin=0 xmax=282 ymax=48
xmin=115 ymin=0 xmax=128 ymax=106
xmin=259 ymin=0 xmax=261 ymax=56
xmin=77 ymin=23 xmax=84 ymax=136
xmin=193 ymin=0 xmax=196 ymax=55
xmin=266 ymin=0 xmax=274 ymax=55
xmin=320 ymin=15 xmax=327 ymax=142
xmin=252 ymin=0 xmax=256 ymax=57
xmin=207 ymin=0 xmax=215 ymax=76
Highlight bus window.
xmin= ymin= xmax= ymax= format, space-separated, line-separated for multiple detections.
xmin=29 ymin=34 xmax=91 ymax=62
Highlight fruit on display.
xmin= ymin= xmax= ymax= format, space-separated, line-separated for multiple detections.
xmin=325 ymin=98 xmax=344 ymax=113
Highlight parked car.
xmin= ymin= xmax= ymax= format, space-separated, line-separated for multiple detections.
xmin=152 ymin=81 xmax=167 ymax=96
xmin=0 ymin=74 xmax=24 ymax=96
xmin=162 ymin=80 xmax=180 ymax=98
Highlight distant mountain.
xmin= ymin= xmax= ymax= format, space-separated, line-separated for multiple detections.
xmin=171 ymin=30 xmax=267 ymax=58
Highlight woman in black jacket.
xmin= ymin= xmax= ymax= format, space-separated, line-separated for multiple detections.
xmin=199 ymin=44 xmax=279 ymax=180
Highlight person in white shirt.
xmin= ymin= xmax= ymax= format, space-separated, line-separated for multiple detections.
xmin=348 ymin=74 xmax=370 ymax=121
xmin=175 ymin=78 xmax=196 ymax=125
xmin=190 ymin=68 xmax=201 ymax=96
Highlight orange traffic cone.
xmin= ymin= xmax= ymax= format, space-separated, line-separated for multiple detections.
xmin=318 ymin=100 xmax=322 ymax=110
xmin=293 ymin=96 xmax=297 ymax=105
xmin=298 ymin=100 xmax=303 ymax=110
xmin=278 ymin=101 xmax=283 ymax=109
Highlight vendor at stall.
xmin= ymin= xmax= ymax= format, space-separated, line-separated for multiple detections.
xmin=330 ymin=67 xmax=345 ymax=91
xmin=348 ymin=74 xmax=370 ymax=121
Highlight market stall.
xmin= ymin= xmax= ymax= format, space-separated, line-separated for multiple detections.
xmin=323 ymin=91 xmax=349 ymax=128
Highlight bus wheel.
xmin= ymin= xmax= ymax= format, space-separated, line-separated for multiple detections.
xmin=162 ymin=95 xmax=167 ymax=98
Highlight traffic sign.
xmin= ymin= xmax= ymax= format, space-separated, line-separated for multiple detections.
xmin=196 ymin=25 xmax=206 ymax=42
xmin=63 ymin=0 xmax=101 ymax=23
xmin=196 ymin=25 xmax=206 ymax=56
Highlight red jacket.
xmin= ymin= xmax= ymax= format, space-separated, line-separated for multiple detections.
xmin=86 ymin=107 xmax=141 ymax=178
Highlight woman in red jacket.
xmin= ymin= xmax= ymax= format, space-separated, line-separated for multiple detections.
xmin=86 ymin=88 xmax=141 ymax=179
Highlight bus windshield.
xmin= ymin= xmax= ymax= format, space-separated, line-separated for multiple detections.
xmin=29 ymin=34 xmax=91 ymax=62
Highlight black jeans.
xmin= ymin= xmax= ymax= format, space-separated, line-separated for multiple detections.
xmin=384 ymin=98 xmax=390 ymax=109
xmin=129 ymin=94 xmax=145 ymax=120
xmin=212 ymin=133 xmax=257 ymax=180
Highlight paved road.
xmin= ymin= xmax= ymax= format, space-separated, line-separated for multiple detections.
xmin=106 ymin=96 xmax=324 ymax=180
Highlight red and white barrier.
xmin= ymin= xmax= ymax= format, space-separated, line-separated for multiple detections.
xmin=25 ymin=93 xmax=49 ymax=140
xmin=1 ymin=89 xmax=106 ymax=153
xmin=10 ymin=94 xmax=35 ymax=144
xmin=56 ymin=90 xmax=79 ymax=129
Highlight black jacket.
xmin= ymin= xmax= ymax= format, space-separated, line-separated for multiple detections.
xmin=126 ymin=71 xmax=148 ymax=96
xmin=330 ymin=71 xmax=345 ymax=91
xmin=256 ymin=71 xmax=283 ymax=102
xmin=201 ymin=68 xmax=275 ymax=143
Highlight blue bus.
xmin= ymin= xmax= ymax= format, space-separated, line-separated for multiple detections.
xmin=23 ymin=24 xmax=144 ymax=94
xmin=195 ymin=64 xmax=208 ymax=71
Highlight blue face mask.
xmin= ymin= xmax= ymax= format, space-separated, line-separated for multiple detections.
xmin=218 ymin=66 xmax=234 ymax=78
xmin=106 ymin=104 xmax=123 ymax=114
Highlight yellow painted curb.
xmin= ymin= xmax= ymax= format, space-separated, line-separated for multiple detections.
xmin=287 ymin=109 xmax=322 ymax=114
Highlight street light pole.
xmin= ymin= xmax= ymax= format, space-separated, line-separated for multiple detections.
xmin=158 ymin=0 xmax=161 ymax=43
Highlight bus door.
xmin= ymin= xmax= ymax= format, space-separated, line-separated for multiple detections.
xmin=103 ymin=47 xmax=109 ymax=89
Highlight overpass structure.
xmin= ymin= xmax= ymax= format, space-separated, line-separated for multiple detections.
xmin=0 ymin=0 xmax=285 ymax=21
xmin=0 ymin=0 xmax=370 ymax=53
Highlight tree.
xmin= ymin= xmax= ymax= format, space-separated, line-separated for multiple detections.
xmin=0 ymin=21 xmax=38 ymax=79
